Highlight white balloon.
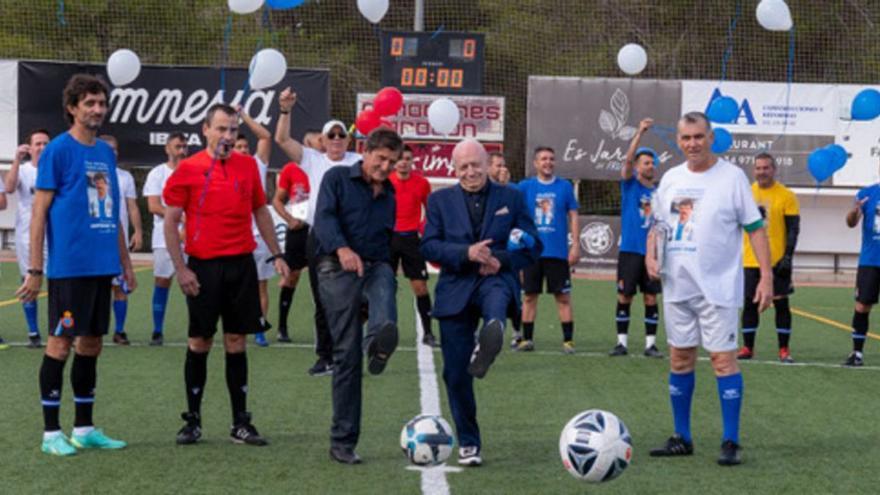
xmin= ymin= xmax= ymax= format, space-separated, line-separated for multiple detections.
xmin=248 ymin=48 xmax=287 ymax=90
xmin=427 ymin=98 xmax=460 ymax=135
xmin=357 ymin=0 xmax=389 ymax=24
xmin=756 ymin=0 xmax=793 ymax=31
xmin=617 ymin=43 xmax=647 ymax=76
xmin=106 ymin=49 xmax=141 ymax=86
xmin=228 ymin=0 xmax=264 ymax=14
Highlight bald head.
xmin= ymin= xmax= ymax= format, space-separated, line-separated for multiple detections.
xmin=452 ymin=138 xmax=489 ymax=192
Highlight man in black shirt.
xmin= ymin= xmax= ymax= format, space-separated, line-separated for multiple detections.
xmin=313 ymin=128 xmax=404 ymax=464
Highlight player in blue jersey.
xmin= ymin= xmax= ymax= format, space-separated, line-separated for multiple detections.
xmin=16 ymin=74 xmax=137 ymax=456
xmin=610 ymin=118 xmax=663 ymax=358
xmin=516 ymin=147 xmax=580 ymax=354
xmin=844 ymin=182 xmax=880 ymax=366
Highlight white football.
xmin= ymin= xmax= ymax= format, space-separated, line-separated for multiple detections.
xmin=559 ymin=409 xmax=632 ymax=482
xmin=400 ymin=415 xmax=455 ymax=466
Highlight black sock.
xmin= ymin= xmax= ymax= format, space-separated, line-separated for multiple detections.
xmin=616 ymin=302 xmax=631 ymax=335
xmin=71 ymin=354 xmax=97 ymax=427
xmin=510 ymin=304 xmax=522 ymax=333
xmin=561 ymin=321 xmax=574 ymax=341
xmin=853 ymin=311 xmax=869 ymax=353
xmin=226 ymin=352 xmax=248 ymax=422
xmin=774 ymin=298 xmax=792 ymax=348
xmin=741 ymin=300 xmax=759 ymax=350
xmin=417 ymin=294 xmax=433 ymax=335
xmin=39 ymin=355 xmax=66 ymax=432
xmin=523 ymin=322 xmax=535 ymax=341
xmin=278 ymin=286 xmax=295 ymax=333
xmin=644 ymin=304 xmax=659 ymax=336
xmin=185 ymin=349 xmax=209 ymax=415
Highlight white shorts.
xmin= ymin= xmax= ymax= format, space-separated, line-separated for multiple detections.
xmin=253 ymin=237 xmax=276 ymax=281
xmin=153 ymin=247 xmax=177 ymax=279
xmin=15 ymin=237 xmax=47 ymax=278
xmin=663 ymin=296 xmax=739 ymax=353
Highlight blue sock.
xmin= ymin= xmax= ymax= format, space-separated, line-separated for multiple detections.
xmin=23 ymin=300 xmax=39 ymax=336
xmin=152 ymin=286 xmax=170 ymax=334
xmin=113 ymin=300 xmax=128 ymax=333
xmin=716 ymin=373 xmax=744 ymax=444
xmin=669 ymin=371 xmax=695 ymax=443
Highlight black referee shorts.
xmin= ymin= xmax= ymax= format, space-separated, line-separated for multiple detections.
xmin=186 ymin=254 xmax=262 ymax=338
xmin=390 ymin=232 xmax=428 ymax=280
xmin=284 ymin=225 xmax=309 ymax=270
xmin=48 ymin=276 xmax=113 ymax=338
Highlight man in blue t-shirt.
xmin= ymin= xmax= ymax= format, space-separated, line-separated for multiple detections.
xmin=611 ymin=118 xmax=663 ymax=358
xmin=844 ymin=183 xmax=880 ymax=366
xmin=16 ymin=74 xmax=137 ymax=456
xmin=516 ymin=147 xmax=580 ymax=353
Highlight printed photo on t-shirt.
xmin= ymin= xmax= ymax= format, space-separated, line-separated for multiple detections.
xmin=87 ymin=171 xmax=114 ymax=221
xmin=873 ymin=203 xmax=880 ymax=235
xmin=639 ymin=193 xmax=653 ymax=228
xmin=670 ymin=196 xmax=697 ymax=243
xmin=534 ymin=195 xmax=555 ymax=227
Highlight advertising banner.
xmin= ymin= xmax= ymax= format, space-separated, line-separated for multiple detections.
xmin=575 ymin=215 xmax=621 ymax=269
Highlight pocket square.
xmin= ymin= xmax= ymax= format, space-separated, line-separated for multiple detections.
xmin=494 ymin=206 xmax=510 ymax=216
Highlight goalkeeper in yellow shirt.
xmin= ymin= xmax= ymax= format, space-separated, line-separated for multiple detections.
xmin=738 ymin=153 xmax=800 ymax=363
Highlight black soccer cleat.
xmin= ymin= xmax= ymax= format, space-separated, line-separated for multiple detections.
xmin=308 ymin=359 xmax=334 ymax=376
xmin=422 ymin=332 xmax=439 ymax=348
xmin=176 ymin=412 xmax=202 ymax=445
xmin=150 ymin=332 xmax=164 ymax=346
xmin=643 ymin=345 xmax=663 ymax=358
xmin=330 ymin=446 xmax=362 ymax=465
xmin=367 ymin=322 xmax=399 ymax=375
xmin=277 ymin=330 xmax=292 ymax=343
xmin=843 ymin=352 xmax=864 ymax=367
xmin=467 ymin=319 xmax=504 ymax=379
xmin=717 ymin=440 xmax=742 ymax=466
xmin=27 ymin=334 xmax=43 ymax=349
xmin=112 ymin=332 xmax=130 ymax=346
xmin=609 ymin=343 xmax=628 ymax=357
xmin=649 ymin=434 xmax=694 ymax=457
xmin=230 ymin=412 xmax=268 ymax=446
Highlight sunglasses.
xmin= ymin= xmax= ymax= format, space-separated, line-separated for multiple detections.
xmin=326 ymin=132 xmax=347 ymax=140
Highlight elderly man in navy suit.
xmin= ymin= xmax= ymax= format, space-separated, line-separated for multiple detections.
xmin=421 ymin=138 xmax=541 ymax=467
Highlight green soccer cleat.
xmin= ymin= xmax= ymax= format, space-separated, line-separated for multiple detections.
xmin=41 ymin=434 xmax=78 ymax=456
xmin=70 ymin=429 xmax=127 ymax=450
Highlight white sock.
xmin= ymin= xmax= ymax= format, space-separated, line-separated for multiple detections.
xmin=856 ymin=351 xmax=864 ymax=358
xmin=617 ymin=334 xmax=628 ymax=347
xmin=646 ymin=335 xmax=656 ymax=349
xmin=73 ymin=426 xmax=95 ymax=437
xmin=43 ymin=430 xmax=62 ymax=441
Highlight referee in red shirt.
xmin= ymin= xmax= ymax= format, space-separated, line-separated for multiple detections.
xmin=389 ymin=145 xmax=437 ymax=346
xmin=163 ymin=103 xmax=290 ymax=446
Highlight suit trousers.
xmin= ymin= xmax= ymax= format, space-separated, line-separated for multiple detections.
xmin=317 ymin=259 xmax=397 ymax=449
xmin=438 ymin=276 xmax=512 ymax=449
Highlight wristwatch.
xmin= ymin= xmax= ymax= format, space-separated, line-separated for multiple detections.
xmin=265 ymin=253 xmax=283 ymax=264
xmin=27 ymin=268 xmax=43 ymax=276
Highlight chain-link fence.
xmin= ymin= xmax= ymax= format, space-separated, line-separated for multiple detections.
xmin=3 ymin=0 xmax=880 ymax=215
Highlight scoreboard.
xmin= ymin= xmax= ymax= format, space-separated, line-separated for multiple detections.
xmin=380 ymin=31 xmax=485 ymax=94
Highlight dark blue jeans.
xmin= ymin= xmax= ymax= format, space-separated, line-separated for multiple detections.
xmin=438 ymin=276 xmax=511 ymax=449
xmin=317 ymin=258 xmax=397 ymax=449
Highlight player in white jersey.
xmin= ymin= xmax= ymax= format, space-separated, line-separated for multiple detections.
xmin=6 ymin=129 xmax=48 ymax=348
xmin=233 ymin=106 xmax=275 ymax=347
xmin=646 ymin=112 xmax=773 ymax=466
xmin=275 ymin=87 xmax=363 ymax=376
xmin=99 ymin=135 xmax=144 ymax=346
xmin=143 ymin=132 xmax=188 ymax=346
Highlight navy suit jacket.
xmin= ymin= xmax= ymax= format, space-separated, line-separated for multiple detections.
xmin=421 ymin=181 xmax=542 ymax=319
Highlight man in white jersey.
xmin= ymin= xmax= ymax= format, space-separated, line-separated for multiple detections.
xmin=233 ymin=106 xmax=276 ymax=347
xmin=646 ymin=112 xmax=773 ymax=466
xmin=275 ymin=86 xmax=362 ymax=376
xmin=143 ymin=132 xmax=188 ymax=346
xmin=99 ymin=135 xmax=143 ymax=346
xmin=6 ymin=129 xmax=47 ymax=348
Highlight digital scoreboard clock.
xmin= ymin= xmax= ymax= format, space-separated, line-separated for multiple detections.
xmin=380 ymin=31 xmax=485 ymax=94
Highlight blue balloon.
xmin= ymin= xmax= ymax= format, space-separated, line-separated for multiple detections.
xmin=711 ymin=127 xmax=733 ymax=153
xmin=852 ymin=89 xmax=880 ymax=121
xmin=825 ymin=144 xmax=848 ymax=171
xmin=707 ymin=96 xmax=739 ymax=124
xmin=808 ymin=148 xmax=835 ymax=183
xmin=267 ymin=0 xmax=306 ymax=8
